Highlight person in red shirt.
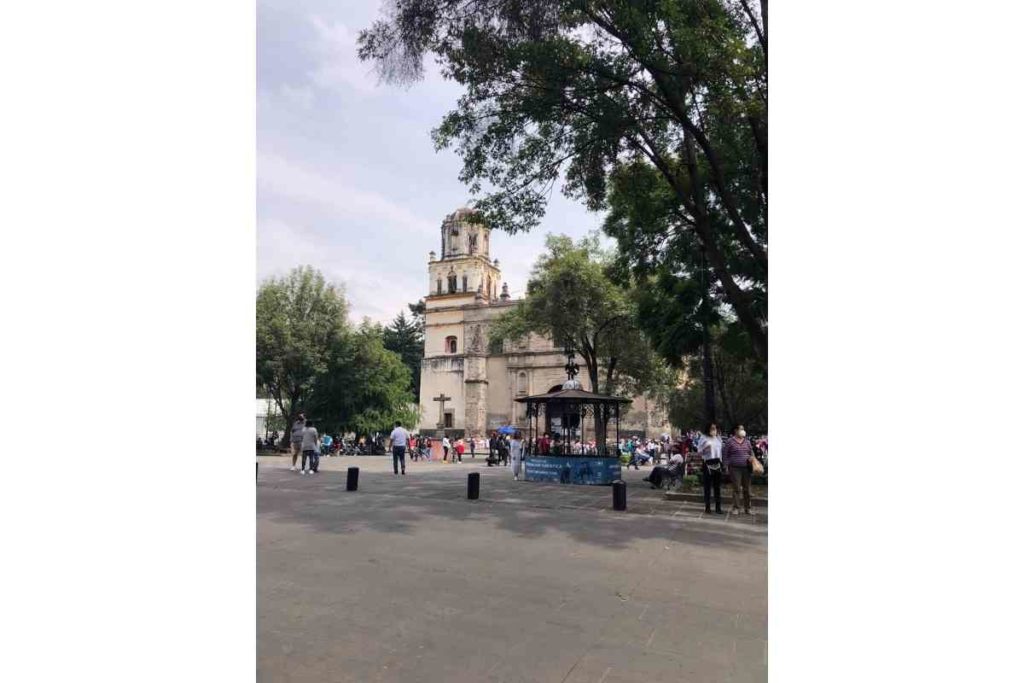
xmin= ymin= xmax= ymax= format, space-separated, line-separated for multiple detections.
xmin=454 ymin=438 xmax=465 ymax=463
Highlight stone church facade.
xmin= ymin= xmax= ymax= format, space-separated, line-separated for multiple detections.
xmin=417 ymin=207 xmax=671 ymax=440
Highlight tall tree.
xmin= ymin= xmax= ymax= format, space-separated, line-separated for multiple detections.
xmin=667 ymin=322 xmax=766 ymax=433
xmin=359 ymin=0 xmax=767 ymax=361
xmin=256 ymin=266 xmax=348 ymax=447
xmin=383 ymin=309 xmax=424 ymax=401
xmin=256 ymin=267 xmax=417 ymax=444
xmin=488 ymin=234 xmax=674 ymax=442
xmin=306 ymin=320 xmax=418 ymax=436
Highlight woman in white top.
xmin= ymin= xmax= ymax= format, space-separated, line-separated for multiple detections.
xmin=698 ymin=422 xmax=724 ymax=514
xmin=509 ymin=431 xmax=524 ymax=481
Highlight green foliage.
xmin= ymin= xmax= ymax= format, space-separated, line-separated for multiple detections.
xmin=359 ymin=0 xmax=768 ymax=359
xmin=488 ymin=234 xmax=672 ymax=403
xmin=306 ymin=321 xmax=417 ymax=436
xmin=383 ymin=308 xmax=424 ymax=402
xmin=256 ymin=266 xmax=416 ymax=443
xmin=667 ymin=323 xmax=767 ymax=433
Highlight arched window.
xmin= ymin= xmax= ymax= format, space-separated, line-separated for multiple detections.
xmin=436 ymin=279 xmax=442 ymax=295
xmin=516 ymin=371 xmax=528 ymax=396
xmin=462 ymin=275 xmax=468 ymax=292
xmin=445 ymin=336 xmax=458 ymax=354
xmin=448 ymin=273 xmax=457 ymax=293
xmin=487 ymin=276 xmax=492 ymax=298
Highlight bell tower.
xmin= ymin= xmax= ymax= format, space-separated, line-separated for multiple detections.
xmin=427 ymin=207 xmax=502 ymax=301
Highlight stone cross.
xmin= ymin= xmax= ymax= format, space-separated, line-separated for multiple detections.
xmin=433 ymin=393 xmax=452 ymax=429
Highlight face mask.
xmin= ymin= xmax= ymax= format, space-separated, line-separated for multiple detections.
xmin=737 ymin=430 xmax=746 ymax=438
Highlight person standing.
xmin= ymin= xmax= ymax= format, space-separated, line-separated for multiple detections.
xmin=488 ymin=432 xmax=498 ymax=465
xmin=469 ymin=435 xmax=476 ymax=459
xmin=722 ymin=424 xmax=754 ymax=515
xmin=389 ymin=420 xmax=410 ymax=475
xmin=289 ymin=412 xmax=305 ymax=471
xmin=698 ymin=422 xmax=724 ymax=515
xmin=455 ymin=438 xmax=465 ymax=463
xmin=442 ymin=435 xmax=451 ymax=462
xmin=510 ymin=431 xmax=524 ymax=481
xmin=300 ymin=419 xmax=319 ymax=475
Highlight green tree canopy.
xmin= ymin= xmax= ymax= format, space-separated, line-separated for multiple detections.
xmin=488 ymin=234 xmax=674 ymax=404
xmin=383 ymin=308 xmax=425 ymax=402
xmin=256 ymin=267 xmax=416 ymax=443
xmin=306 ymin=320 xmax=418 ymax=436
xmin=359 ymin=0 xmax=767 ymax=361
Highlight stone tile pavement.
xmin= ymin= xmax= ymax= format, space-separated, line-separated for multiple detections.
xmin=257 ymin=455 xmax=767 ymax=682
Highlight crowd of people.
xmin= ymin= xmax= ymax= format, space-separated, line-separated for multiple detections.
xmin=270 ymin=413 xmax=767 ymax=513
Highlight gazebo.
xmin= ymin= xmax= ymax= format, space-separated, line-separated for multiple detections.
xmin=513 ymin=348 xmax=631 ymax=485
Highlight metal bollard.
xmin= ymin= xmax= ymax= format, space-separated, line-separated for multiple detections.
xmin=467 ymin=472 xmax=480 ymax=500
xmin=346 ymin=467 xmax=359 ymax=491
xmin=612 ymin=480 xmax=627 ymax=511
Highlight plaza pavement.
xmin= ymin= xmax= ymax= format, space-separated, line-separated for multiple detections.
xmin=257 ymin=454 xmax=767 ymax=682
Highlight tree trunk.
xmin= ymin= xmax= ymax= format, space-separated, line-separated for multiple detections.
xmin=699 ymin=251 xmax=716 ymax=427
xmin=702 ymin=321 xmax=716 ymax=427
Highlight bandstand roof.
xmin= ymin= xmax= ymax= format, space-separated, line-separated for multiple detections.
xmin=514 ymin=388 xmax=632 ymax=405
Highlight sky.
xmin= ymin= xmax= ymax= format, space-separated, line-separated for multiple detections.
xmin=257 ymin=0 xmax=608 ymax=324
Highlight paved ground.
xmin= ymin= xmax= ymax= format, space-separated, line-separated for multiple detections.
xmin=257 ymin=455 xmax=767 ymax=682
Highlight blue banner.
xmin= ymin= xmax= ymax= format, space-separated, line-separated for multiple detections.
xmin=523 ymin=456 xmax=621 ymax=485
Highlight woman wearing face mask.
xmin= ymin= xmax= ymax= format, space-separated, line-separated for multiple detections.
xmin=698 ymin=422 xmax=724 ymax=515
xmin=722 ymin=424 xmax=754 ymax=515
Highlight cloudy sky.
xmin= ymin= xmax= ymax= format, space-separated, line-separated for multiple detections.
xmin=257 ymin=0 xmax=607 ymax=323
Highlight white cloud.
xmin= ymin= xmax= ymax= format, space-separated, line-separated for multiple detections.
xmin=306 ymin=16 xmax=379 ymax=95
xmin=258 ymin=217 xmax=423 ymax=323
xmin=257 ymin=151 xmax=436 ymax=236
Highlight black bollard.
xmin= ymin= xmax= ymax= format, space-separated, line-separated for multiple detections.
xmin=612 ymin=479 xmax=627 ymax=511
xmin=346 ymin=467 xmax=359 ymax=491
xmin=467 ymin=472 xmax=480 ymax=500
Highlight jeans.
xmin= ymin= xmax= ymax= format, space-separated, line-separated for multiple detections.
xmin=728 ymin=463 xmax=751 ymax=511
xmin=702 ymin=462 xmax=722 ymax=510
xmin=392 ymin=445 xmax=406 ymax=474
xmin=302 ymin=450 xmax=319 ymax=472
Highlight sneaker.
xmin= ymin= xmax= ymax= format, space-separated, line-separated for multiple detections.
xmin=401 ymin=470 xmax=406 ymax=475
xmin=290 ymin=466 xmax=297 ymax=471
xmin=743 ymin=509 xmax=753 ymax=515
xmin=301 ymin=470 xmax=308 ymax=475
xmin=730 ymin=506 xmax=740 ymax=514
xmin=705 ymin=507 xmax=712 ymax=514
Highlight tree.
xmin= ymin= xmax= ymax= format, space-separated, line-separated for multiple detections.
xmin=256 ymin=266 xmax=348 ymax=447
xmin=383 ymin=309 xmax=424 ymax=402
xmin=256 ymin=267 xmax=417 ymax=443
xmin=488 ymin=234 xmax=674 ymax=442
xmin=305 ymin=320 xmax=418 ymax=436
xmin=667 ymin=322 xmax=766 ymax=433
xmin=358 ymin=0 xmax=767 ymax=361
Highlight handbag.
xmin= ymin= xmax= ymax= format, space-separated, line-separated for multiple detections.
xmin=748 ymin=454 xmax=765 ymax=475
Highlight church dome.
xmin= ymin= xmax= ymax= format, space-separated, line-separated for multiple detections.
xmin=562 ymin=378 xmax=583 ymax=391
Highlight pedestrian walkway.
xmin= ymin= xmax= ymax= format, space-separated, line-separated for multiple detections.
xmin=258 ymin=455 xmax=767 ymax=682
xmin=257 ymin=455 xmax=767 ymax=526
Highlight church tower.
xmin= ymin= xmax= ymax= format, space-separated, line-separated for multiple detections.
xmin=426 ymin=207 xmax=502 ymax=301
xmin=421 ymin=207 xmax=503 ymax=438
